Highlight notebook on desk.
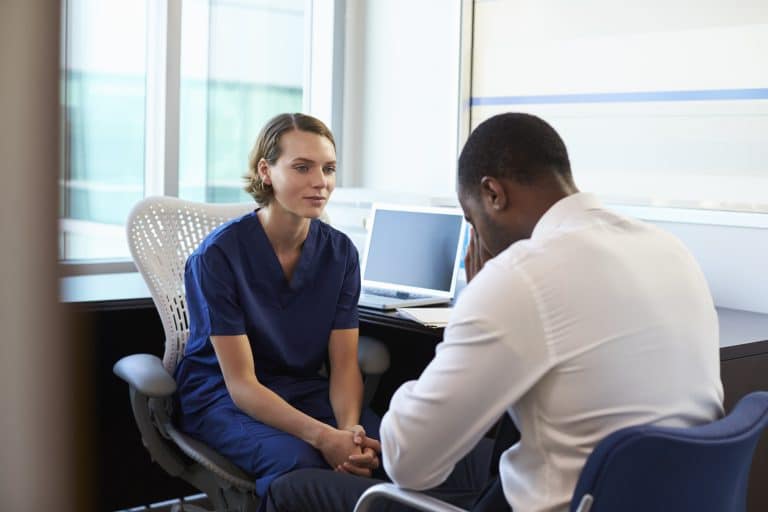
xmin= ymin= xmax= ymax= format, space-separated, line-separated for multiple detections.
xmin=358 ymin=203 xmax=466 ymax=310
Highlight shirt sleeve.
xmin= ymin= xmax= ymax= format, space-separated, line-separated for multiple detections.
xmin=332 ymin=241 xmax=361 ymax=330
xmin=186 ymin=245 xmax=246 ymax=335
xmin=379 ymin=263 xmax=552 ymax=490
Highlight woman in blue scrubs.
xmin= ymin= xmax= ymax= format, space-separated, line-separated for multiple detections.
xmin=174 ymin=113 xmax=381 ymax=500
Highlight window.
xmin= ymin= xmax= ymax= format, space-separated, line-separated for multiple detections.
xmin=60 ymin=0 xmax=149 ymax=260
xmin=60 ymin=0 xmax=328 ymax=264
xmin=178 ymin=0 xmax=305 ymax=203
xmin=470 ymin=0 xmax=768 ymax=219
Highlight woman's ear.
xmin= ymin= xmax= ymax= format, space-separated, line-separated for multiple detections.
xmin=479 ymin=176 xmax=508 ymax=212
xmin=257 ymin=158 xmax=272 ymax=185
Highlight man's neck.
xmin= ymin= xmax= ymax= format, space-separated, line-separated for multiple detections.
xmin=507 ymin=178 xmax=579 ymax=241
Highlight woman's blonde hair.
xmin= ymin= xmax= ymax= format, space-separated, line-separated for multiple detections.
xmin=244 ymin=113 xmax=336 ymax=205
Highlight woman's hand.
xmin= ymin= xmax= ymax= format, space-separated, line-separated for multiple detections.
xmin=464 ymin=227 xmax=493 ymax=284
xmin=315 ymin=427 xmax=362 ymax=471
xmin=338 ymin=425 xmax=381 ymax=477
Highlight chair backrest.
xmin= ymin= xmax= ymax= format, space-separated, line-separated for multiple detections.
xmin=570 ymin=391 xmax=768 ymax=512
xmin=126 ymin=196 xmax=256 ymax=372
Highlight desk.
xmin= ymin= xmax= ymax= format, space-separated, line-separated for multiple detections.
xmin=62 ymin=273 xmax=768 ymax=511
xmin=62 ymin=272 xmax=768 ymax=347
xmin=359 ymin=306 xmax=447 ymax=336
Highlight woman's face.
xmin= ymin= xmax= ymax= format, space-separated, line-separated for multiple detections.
xmin=261 ymin=129 xmax=336 ymax=219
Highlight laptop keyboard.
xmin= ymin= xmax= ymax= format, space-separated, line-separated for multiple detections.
xmin=363 ymin=287 xmax=429 ymax=300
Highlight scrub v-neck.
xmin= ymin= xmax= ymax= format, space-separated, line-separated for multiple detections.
xmin=252 ymin=210 xmax=318 ymax=304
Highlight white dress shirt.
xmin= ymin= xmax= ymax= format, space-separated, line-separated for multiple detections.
xmin=380 ymin=193 xmax=724 ymax=512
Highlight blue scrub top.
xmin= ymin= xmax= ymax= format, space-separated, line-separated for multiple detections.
xmin=174 ymin=210 xmax=361 ymax=417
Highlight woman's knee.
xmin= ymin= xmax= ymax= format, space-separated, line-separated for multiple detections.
xmin=291 ymin=442 xmax=327 ymax=469
xmin=262 ymin=436 xmax=327 ymax=472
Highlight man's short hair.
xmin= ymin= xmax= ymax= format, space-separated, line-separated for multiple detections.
xmin=458 ymin=113 xmax=572 ymax=190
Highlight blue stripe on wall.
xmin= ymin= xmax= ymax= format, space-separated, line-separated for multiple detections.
xmin=471 ymin=88 xmax=768 ymax=106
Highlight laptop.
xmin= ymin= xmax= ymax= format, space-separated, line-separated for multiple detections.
xmin=358 ymin=203 xmax=466 ymax=310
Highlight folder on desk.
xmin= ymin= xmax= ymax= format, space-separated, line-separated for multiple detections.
xmin=397 ymin=307 xmax=453 ymax=328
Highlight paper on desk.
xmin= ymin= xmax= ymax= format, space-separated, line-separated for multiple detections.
xmin=396 ymin=307 xmax=453 ymax=328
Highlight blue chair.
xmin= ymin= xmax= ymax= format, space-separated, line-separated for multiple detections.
xmin=570 ymin=390 xmax=768 ymax=512
xmin=354 ymin=391 xmax=768 ymax=512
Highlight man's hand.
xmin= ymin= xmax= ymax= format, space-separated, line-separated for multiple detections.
xmin=464 ymin=227 xmax=493 ymax=283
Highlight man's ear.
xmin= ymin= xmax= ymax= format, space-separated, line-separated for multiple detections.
xmin=479 ymin=176 xmax=508 ymax=212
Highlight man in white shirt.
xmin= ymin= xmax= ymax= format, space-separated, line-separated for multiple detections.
xmin=266 ymin=113 xmax=724 ymax=511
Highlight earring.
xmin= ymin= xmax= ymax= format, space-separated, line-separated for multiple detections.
xmin=257 ymin=177 xmax=271 ymax=191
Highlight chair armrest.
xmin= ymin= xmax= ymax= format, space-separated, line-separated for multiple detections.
xmin=358 ymin=336 xmax=390 ymax=375
xmin=113 ymin=353 xmax=177 ymax=397
xmin=354 ymin=483 xmax=468 ymax=512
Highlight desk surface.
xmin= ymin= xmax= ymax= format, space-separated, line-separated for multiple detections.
xmin=61 ymin=272 xmax=768 ymax=349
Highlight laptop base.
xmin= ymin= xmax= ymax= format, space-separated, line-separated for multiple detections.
xmin=358 ymin=293 xmax=451 ymax=311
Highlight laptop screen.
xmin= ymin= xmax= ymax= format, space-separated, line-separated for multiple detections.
xmin=361 ymin=204 xmax=466 ymax=296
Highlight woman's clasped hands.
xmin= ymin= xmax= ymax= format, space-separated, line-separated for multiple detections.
xmin=316 ymin=424 xmax=381 ymax=477
xmin=342 ymin=424 xmax=381 ymax=477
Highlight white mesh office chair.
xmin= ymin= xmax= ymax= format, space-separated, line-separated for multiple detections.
xmin=114 ymin=196 xmax=390 ymax=512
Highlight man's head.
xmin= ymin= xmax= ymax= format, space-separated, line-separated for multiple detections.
xmin=457 ymin=113 xmax=578 ymax=256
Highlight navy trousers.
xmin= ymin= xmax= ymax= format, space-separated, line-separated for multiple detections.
xmin=179 ymin=393 xmax=381 ymax=498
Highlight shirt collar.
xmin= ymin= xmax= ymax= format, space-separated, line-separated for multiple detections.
xmin=530 ymin=192 xmax=602 ymax=240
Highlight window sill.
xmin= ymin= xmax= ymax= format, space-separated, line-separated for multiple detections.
xmin=60 ymin=272 xmax=152 ymax=311
xmin=59 ymin=259 xmax=137 ymax=277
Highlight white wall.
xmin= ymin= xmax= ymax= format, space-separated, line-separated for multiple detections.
xmin=341 ymin=0 xmax=462 ymax=200
xmin=653 ymin=221 xmax=768 ymax=314
xmin=609 ymin=206 xmax=768 ymax=315
xmin=640 ymin=216 xmax=768 ymax=338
